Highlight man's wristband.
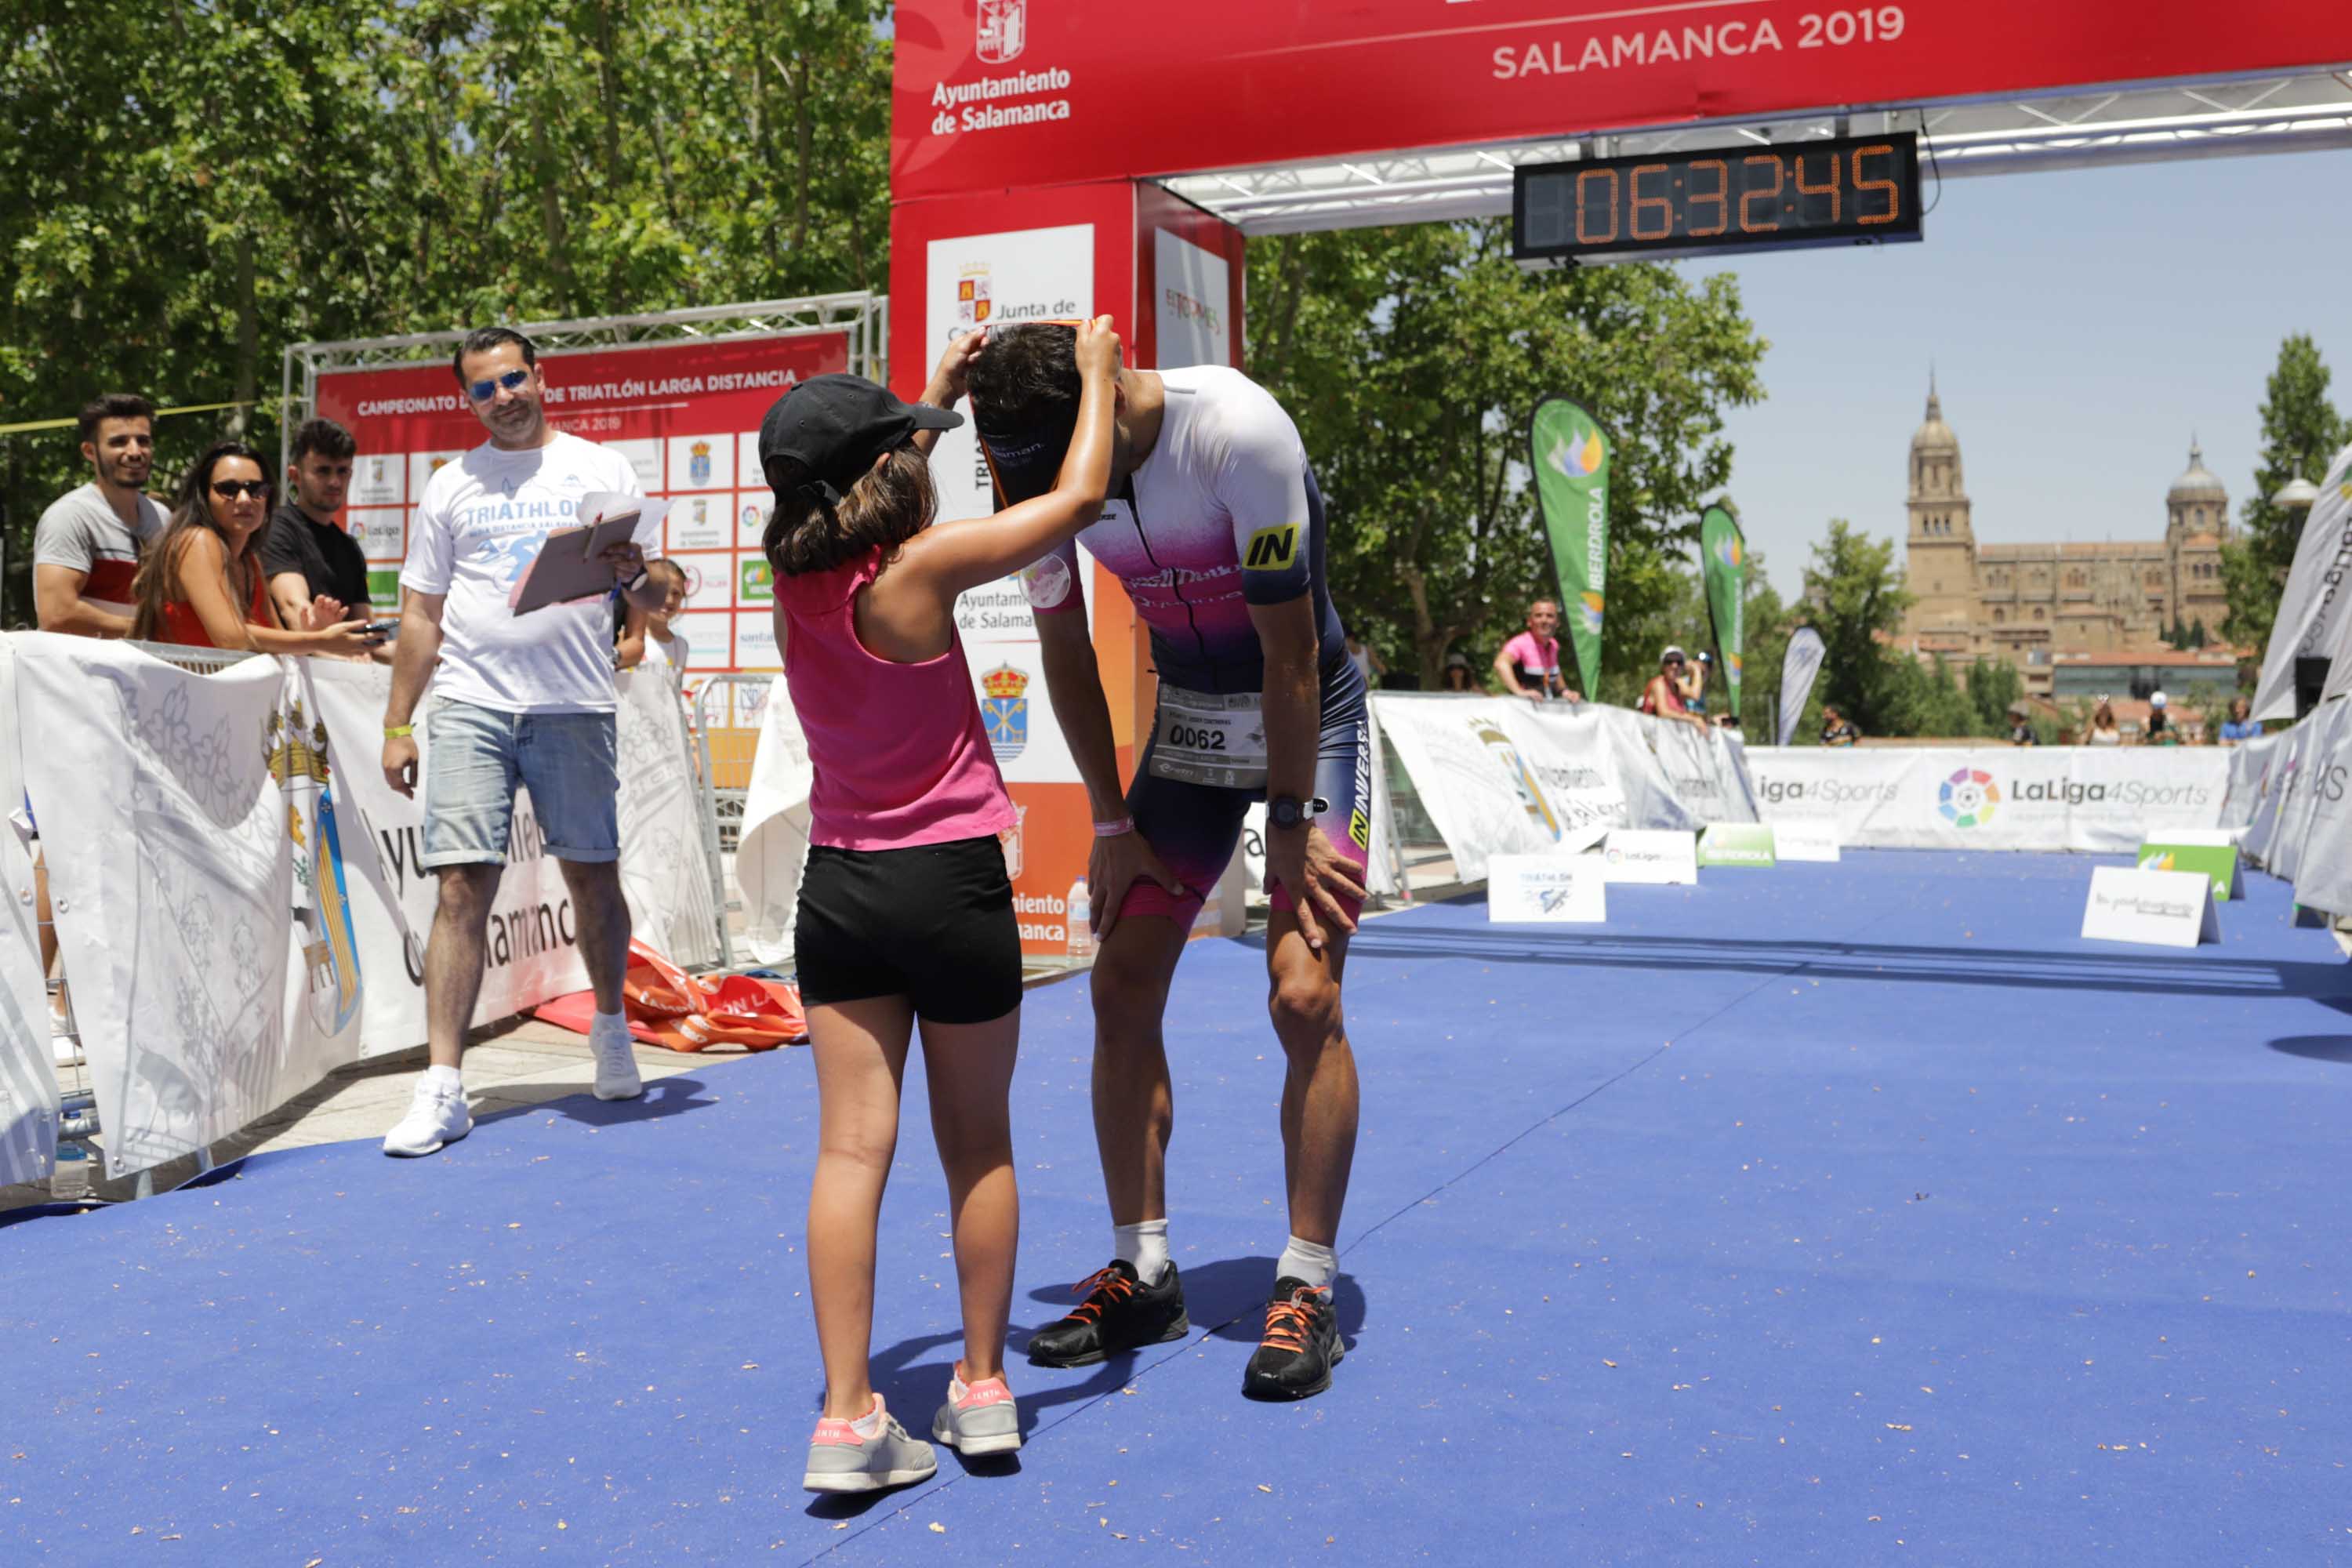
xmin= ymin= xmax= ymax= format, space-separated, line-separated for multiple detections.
xmin=383 ymin=724 xmax=414 ymax=739
xmin=1094 ymin=816 xmax=1135 ymax=838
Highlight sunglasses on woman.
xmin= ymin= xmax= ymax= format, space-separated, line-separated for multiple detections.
xmin=466 ymin=368 xmax=532 ymax=402
xmin=210 ymin=479 xmax=269 ymax=499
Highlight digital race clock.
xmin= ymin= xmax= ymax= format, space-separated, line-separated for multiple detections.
xmin=1513 ymin=132 xmax=1923 ymax=264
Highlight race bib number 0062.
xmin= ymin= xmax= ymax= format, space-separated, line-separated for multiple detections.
xmin=1147 ymin=687 xmax=1269 ymax=790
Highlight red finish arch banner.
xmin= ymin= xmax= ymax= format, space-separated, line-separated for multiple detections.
xmin=313 ymin=332 xmax=848 ymax=695
xmin=893 ymin=0 xmax=2341 ymax=201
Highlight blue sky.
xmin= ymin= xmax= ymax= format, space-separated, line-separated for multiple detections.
xmin=1679 ymin=147 xmax=2352 ymax=597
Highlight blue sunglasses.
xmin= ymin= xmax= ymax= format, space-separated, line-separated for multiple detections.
xmin=466 ymin=368 xmax=532 ymax=402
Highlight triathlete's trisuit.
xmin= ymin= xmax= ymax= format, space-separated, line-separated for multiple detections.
xmin=995 ymin=367 xmax=1369 ymax=927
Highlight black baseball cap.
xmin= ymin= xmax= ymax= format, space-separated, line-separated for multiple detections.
xmin=757 ymin=374 xmax=960 ymax=504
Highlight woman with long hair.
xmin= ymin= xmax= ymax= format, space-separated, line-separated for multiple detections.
xmin=2087 ymin=699 xmax=2122 ymax=746
xmin=131 ymin=441 xmax=373 ymax=654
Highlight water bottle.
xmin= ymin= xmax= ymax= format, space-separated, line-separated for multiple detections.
xmin=52 ymin=1142 xmax=92 ymax=1203
xmin=1065 ymin=877 xmax=1094 ymax=960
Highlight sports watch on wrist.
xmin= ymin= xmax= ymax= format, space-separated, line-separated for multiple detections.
xmin=1268 ymin=795 xmax=1329 ymax=829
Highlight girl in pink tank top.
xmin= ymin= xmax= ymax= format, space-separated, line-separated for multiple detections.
xmin=758 ymin=320 xmax=1119 ymax=1495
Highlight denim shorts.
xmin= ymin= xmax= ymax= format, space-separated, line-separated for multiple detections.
xmin=422 ymin=698 xmax=619 ymax=869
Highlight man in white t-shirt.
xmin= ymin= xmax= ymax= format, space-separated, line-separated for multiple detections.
xmin=378 ymin=326 xmax=670 ymax=1158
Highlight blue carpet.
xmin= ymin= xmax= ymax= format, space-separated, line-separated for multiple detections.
xmin=4 ymin=850 xmax=2349 ymax=1566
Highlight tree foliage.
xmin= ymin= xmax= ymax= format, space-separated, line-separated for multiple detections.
xmin=1243 ymin=221 xmax=1766 ymax=693
xmin=2 ymin=0 xmax=891 ymax=621
xmin=2221 ymin=332 xmax=2349 ymax=652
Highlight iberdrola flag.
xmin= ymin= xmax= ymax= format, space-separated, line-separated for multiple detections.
xmin=1530 ymin=397 xmax=1610 ymax=698
xmin=1700 ymin=503 xmax=1746 ymax=719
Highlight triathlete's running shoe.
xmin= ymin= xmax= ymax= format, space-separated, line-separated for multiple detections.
xmin=1240 ymin=1277 xmax=1344 ymax=1400
xmin=1025 ymin=1258 xmax=1190 ymax=1367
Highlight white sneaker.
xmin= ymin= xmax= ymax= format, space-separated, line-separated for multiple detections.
xmin=590 ymin=1014 xmax=643 ymax=1102
xmin=931 ymin=1372 xmax=1022 ymax=1456
xmin=803 ymin=1396 xmax=938 ymax=1494
xmin=382 ymin=1076 xmax=472 ymax=1157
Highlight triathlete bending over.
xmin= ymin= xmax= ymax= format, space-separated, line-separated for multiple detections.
xmin=968 ymin=325 xmax=1367 ymax=1400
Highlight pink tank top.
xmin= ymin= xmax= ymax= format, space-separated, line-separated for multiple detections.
xmin=775 ymin=546 xmax=1016 ymax=851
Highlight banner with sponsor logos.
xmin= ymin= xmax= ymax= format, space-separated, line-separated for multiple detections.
xmin=1530 ymin=397 xmax=1610 ymax=699
xmin=892 ymin=0 xmax=2339 ymax=202
xmin=1 ymin=639 xmax=713 ymax=1178
xmin=1700 ymin=505 xmax=1745 ymax=717
xmin=13 ymin=638 xmax=348 ymax=1181
xmin=1370 ymin=695 xmax=1755 ymax=882
xmin=313 ymin=331 xmax=851 ymax=682
xmin=2269 ymin=703 xmax=2352 ymax=916
xmin=2250 ymin=437 xmax=2352 ymax=724
xmin=0 ymin=643 xmax=61 ymax=1188
xmin=1745 ymin=746 xmax=2231 ymax=853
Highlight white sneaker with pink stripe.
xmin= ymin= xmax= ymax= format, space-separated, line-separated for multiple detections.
xmin=931 ymin=1371 xmax=1022 ymax=1456
xmin=800 ymin=1394 xmax=937 ymax=1494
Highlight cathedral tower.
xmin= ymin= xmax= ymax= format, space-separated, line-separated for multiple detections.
xmin=1904 ymin=376 xmax=1978 ymax=641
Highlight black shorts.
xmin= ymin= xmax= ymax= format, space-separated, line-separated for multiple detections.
xmin=794 ymin=836 xmax=1022 ymax=1025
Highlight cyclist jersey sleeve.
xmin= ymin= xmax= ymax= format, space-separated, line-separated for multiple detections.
xmin=1200 ymin=382 xmax=1315 ymax=608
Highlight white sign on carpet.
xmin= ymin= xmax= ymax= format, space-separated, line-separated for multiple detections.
xmin=2080 ymin=866 xmax=2219 ymax=949
xmin=1488 ymin=855 xmax=1606 ymax=924
xmin=1597 ymin=829 xmax=1697 ymax=884
xmin=1771 ymin=820 xmax=1842 ymax=862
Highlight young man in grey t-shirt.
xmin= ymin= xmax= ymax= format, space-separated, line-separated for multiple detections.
xmin=33 ymin=393 xmax=167 ymax=638
xmin=27 ymin=392 xmax=167 ymax=1063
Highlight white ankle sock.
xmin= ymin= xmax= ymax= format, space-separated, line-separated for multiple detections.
xmin=423 ymin=1064 xmax=462 ymax=1092
xmin=1113 ymin=1219 xmax=1171 ymax=1285
xmin=848 ymin=1394 xmax=884 ymax=1439
xmin=1276 ymin=1235 xmax=1338 ymax=1290
xmin=591 ymin=1008 xmax=626 ymax=1034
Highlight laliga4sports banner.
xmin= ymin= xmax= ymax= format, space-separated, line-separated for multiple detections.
xmin=892 ymin=0 xmax=2339 ymax=201
xmin=1700 ymin=503 xmax=1744 ymax=718
xmin=1746 ymin=746 xmax=2230 ymax=853
xmin=1530 ymin=396 xmax=1610 ymax=699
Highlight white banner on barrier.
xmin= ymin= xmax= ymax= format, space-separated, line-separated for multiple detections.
xmin=0 ymin=644 xmax=60 ymax=1189
xmin=615 ymin=667 xmax=721 ymax=970
xmin=1772 ymin=820 xmax=1842 ymax=862
xmin=2250 ymin=437 xmax=2352 ymax=724
xmin=16 ymin=638 xmax=339 ymax=1180
xmin=1370 ymin=695 xmax=1758 ymax=882
xmin=738 ymin=676 xmax=813 ymax=967
xmin=1745 ymin=746 xmax=2229 ymax=854
xmin=307 ymin=664 xmax=591 ymax=1058
xmin=2274 ymin=701 xmax=2352 ymax=915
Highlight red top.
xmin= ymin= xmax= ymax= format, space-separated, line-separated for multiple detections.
xmin=155 ymin=564 xmax=273 ymax=649
xmin=775 ymin=546 xmax=1014 ymax=851
xmin=1639 ymin=675 xmax=1689 ymax=717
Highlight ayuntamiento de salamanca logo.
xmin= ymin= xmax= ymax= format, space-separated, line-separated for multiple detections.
xmin=1939 ymin=767 xmax=1998 ymax=829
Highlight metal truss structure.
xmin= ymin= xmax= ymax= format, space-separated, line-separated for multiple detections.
xmin=278 ymin=292 xmax=887 ymax=469
xmin=1160 ymin=70 xmax=2352 ymax=235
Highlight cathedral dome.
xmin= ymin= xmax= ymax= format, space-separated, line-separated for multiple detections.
xmin=2169 ymin=441 xmax=2227 ymax=504
xmin=1912 ymin=380 xmax=1958 ymax=453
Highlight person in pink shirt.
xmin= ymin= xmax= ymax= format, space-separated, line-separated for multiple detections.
xmin=762 ymin=319 xmax=1118 ymax=1495
xmin=1493 ymin=597 xmax=1581 ymax=702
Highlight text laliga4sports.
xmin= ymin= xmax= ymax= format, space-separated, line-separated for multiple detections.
xmin=1493 ymin=6 xmax=1906 ymax=78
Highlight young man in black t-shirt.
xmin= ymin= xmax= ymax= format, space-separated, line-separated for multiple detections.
xmin=264 ymin=419 xmax=385 ymax=659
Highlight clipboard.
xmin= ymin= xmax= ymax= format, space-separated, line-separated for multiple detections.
xmin=506 ymin=494 xmax=666 ymax=612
